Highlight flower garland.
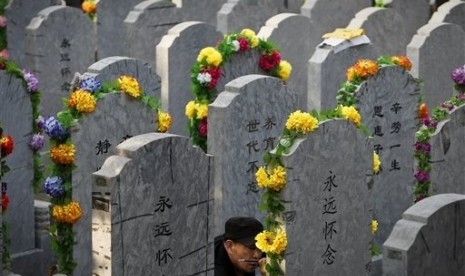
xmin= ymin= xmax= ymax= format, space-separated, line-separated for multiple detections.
xmin=0 ymin=124 xmax=14 ymax=270
xmin=81 ymin=0 xmax=97 ymax=21
xmin=413 ymin=64 xmax=465 ymax=202
xmin=186 ymin=28 xmax=292 ymax=151
xmin=44 ymin=75 xmax=171 ymax=274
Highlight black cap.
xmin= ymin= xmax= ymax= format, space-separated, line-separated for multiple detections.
xmin=224 ymin=217 xmax=264 ymax=246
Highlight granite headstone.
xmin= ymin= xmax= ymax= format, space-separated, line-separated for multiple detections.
xmin=429 ymin=0 xmax=465 ymax=31
xmin=172 ymin=0 xmax=227 ymax=26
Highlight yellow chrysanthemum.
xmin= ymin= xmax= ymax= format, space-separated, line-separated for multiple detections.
xmin=340 ymin=105 xmax=361 ymax=127
xmin=157 ymin=110 xmax=172 ymax=133
xmin=255 ymin=167 xmax=269 ymax=189
xmin=185 ymin=101 xmax=196 ymax=119
xmin=346 ymin=66 xmax=359 ymax=82
xmin=197 ymin=47 xmax=223 ymax=67
xmin=195 ymin=103 xmax=208 ymax=119
xmin=68 ymin=89 xmax=96 ymax=113
xmin=277 ymin=60 xmax=292 ymax=81
xmin=52 ymin=201 xmax=83 ymax=224
xmin=390 ymin=55 xmax=412 ymax=71
xmin=118 ymin=75 xmax=141 ymax=98
xmin=268 ymin=166 xmax=287 ymax=191
xmin=50 ymin=143 xmax=75 ymax=165
xmin=354 ymin=59 xmax=378 ymax=78
xmin=255 ymin=228 xmax=287 ymax=255
xmin=373 ymin=152 xmax=381 ymax=174
xmin=371 ymin=219 xmax=378 ymax=235
xmin=285 ymin=110 xmax=319 ymax=134
xmin=82 ymin=0 xmax=96 ymax=14
xmin=271 ymin=228 xmax=288 ymax=254
xmin=240 ymin=28 xmax=259 ymax=48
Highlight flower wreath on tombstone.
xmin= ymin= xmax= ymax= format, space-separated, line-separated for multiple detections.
xmin=43 ymin=75 xmax=171 ymax=274
xmin=81 ymin=0 xmax=97 ymax=21
xmin=413 ymin=64 xmax=465 ymax=203
xmin=185 ymin=28 xmax=292 ymax=152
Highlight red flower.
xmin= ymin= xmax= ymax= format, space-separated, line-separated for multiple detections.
xmin=2 ymin=194 xmax=9 ymax=213
xmin=418 ymin=103 xmax=428 ymax=120
xmin=238 ymin=38 xmax=249 ymax=52
xmin=0 ymin=135 xmax=14 ymax=157
xmin=259 ymin=50 xmax=281 ymax=71
xmin=198 ymin=119 xmax=208 ymax=137
xmin=201 ymin=67 xmax=222 ymax=89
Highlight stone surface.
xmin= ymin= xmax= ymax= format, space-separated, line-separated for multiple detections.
xmin=429 ymin=105 xmax=465 ymax=195
xmin=25 ymin=5 xmax=96 ymax=117
xmin=124 ymin=0 xmax=182 ymax=70
xmin=172 ymin=0 xmax=227 ymax=26
xmin=92 ymin=133 xmax=213 ymax=275
xmin=5 ymin=0 xmax=62 ymax=67
xmin=258 ymin=13 xmax=312 ymax=110
xmin=356 ymin=66 xmax=421 ymax=245
xmin=156 ymin=22 xmax=222 ymax=136
xmin=384 ymin=0 xmax=430 ymax=43
xmin=383 ymin=193 xmax=465 ymax=276
xmin=430 ymin=0 xmax=465 ymax=31
xmin=308 ymin=44 xmax=379 ymax=111
xmin=208 ymin=75 xmax=298 ymax=237
xmin=281 ymin=119 xmax=373 ymax=275
xmin=407 ymin=22 xmax=465 ymax=109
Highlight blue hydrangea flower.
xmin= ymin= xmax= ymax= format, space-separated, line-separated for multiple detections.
xmin=43 ymin=176 xmax=65 ymax=198
xmin=43 ymin=116 xmax=68 ymax=140
xmin=80 ymin=77 xmax=102 ymax=93
xmin=22 ymin=69 xmax=39 ymax=92
xmin=29 ymin=133 xmax=45 ymax=150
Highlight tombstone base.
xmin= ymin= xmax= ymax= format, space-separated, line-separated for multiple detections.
xmin=369 ymin=255 xmax=382 ymax=276
xmin=11 ymin=235 xmax=56 ymax=276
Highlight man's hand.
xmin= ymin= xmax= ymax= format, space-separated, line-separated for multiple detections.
xmin=258 ymin=258 xmax=267 ymax=276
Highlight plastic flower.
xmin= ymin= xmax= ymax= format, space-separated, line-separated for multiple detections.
xmin=277 ymin=60 xmax=292 ymax=81
xmin=43 ymin=176 xmax=65 ymax=198
xmin=118 ymin=75 xmax=141 ymax=98
xmin=451 ymin=64 xmax=465 ymax=86
xmin=373 ymin=152 xmax=381 ymax=174
xmin=240 ymin=28 xmax=259 ymax=48
xmin=418 ymin=103 xmax=428 ymax=119
xmin=80 ymin=76 xmax=102 ymax=93
xmin=340 ymin=105 xmax=361 ymax=127
xmin=256 ymin=167 xmax=269 ymax=188
xmin=354 ymin=59 xmax=378 ymax=78
xmin=259 ymin=50 xmax=281 ymax=71
xmin=2 ymin=194 xmax=9 ymax=213
xmin=198 ymin=119 xmax=208 ymax=137
xmin=255 ymin=228 xmax=287 ymax=255
xmin=185 ymin=101 xmax=196 ymax=119
xmin=414 ymin=142 xmax=431 ymax=154
xmin=22 ymin=69 xmax=39 ymax=93
xmin=52 ymin=201 xmax=83 ymax=224
xmin=285 ymin=110 xmax=319 ymax=134
xmin=0 ymin=15 xmax=7 ymax=28
xmin=237 ymin=37 xmax=249 ymax=52
xmin=197 ymin=72 xmax=212 ymax=84
xmin=43 ymin=116 xmax=68 ymax=140
xmin=414 ymin=171 xmax=429 ymax=182
xmin=157 ymin=110 xmax=172 ymax=133
xmin=197 ymin=67 xmax=222 ymax=89
xmin=346 ymin=66 xmax=358 ymax=82
xmin=68 ymin=89 xmax=96 ymax=113
xmin=197 ymin=47 xmax=223 ymax=67
xmin=256 ymin=166 xmax=287 ymax=191
xmin=371 ymin=220 xmax=378 ymax=235
xmin=195 ymin=103 xmax=208 ymax=119
xmin=390 ymin=56 xmax=412 ymax=71
xmin=0 ymin=135 xmax=14 ymax=156
xmin=82 ymin=0 xmax=97 ymax=14
xmin=29 ymin=133 xmax=45 ymax=151
xmin=0 ymin=49 xmax=9 ymax=60
xmin=50 ymin=143 xmax=75 ymax=165
xmin=36 ymin=115 xmax=45 ymax=129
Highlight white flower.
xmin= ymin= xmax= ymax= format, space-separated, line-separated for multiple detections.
xmin=232 ymin=40 xmax=240 ymax=52
xmin=197 ymin=72 xmax=212 ymax=84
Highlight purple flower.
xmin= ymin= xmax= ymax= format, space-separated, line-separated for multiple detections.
xmin=43 ymin=116 xmax=67 ymax=140
xmin=80 ymin=77 xmax=102 ymax=93
xmin=22 ymin=69 xmax=39 ymax=92
xmin=451 ymin=65 xmax=465 ymax=86
xmin=43 ymin=176 xmax=65 ymax=198
xmin=36 ymin=115 xmax=45 ymax=129
xmin=456 ymin=93 xmax=465 ymax=102
xmin=414 ymin=142 xmax=431 ymax=153
xmin=414 ymin=171 xmax=430 ymax=182
xmin=29 ymin=133 xmax=45 ymax=150
xmin=440 ymin=102 xmax=455 ymax=111
xmin=422 ymin=117 xmax=438 ymax=129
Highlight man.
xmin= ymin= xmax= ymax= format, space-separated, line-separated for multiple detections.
xmin=215 ymin=217 xmax=266 ymax=276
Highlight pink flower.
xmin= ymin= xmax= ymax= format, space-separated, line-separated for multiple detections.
xmin=0 ymin=49 xmax=9 ymax=60
xmin=0 ymin=16 xmax=7 ymax=28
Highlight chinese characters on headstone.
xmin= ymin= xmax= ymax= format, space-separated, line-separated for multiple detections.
xmin=322 ymin=171 xmax=337 ymax=265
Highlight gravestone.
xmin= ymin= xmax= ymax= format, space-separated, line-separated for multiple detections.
xmin=171 ymin=0 xmax=227 ymax=26
xmin=356 ymin=66 xmax=421 ymax=245
xmin=430 ymin=0 xmax=465 ymax=31
xmin=124 ymin=0 xmax=182 ymax=70
xmin=383 ymin=193 xmax=465 ymax=276
xmin=81 ymin=56 xmax=161 ymax=99
xmin=384 ymin=0 xmax=430 ymax=43
xmin=407 ymin=22 xmax=465 ymax=109
xmin=0 ymin=71 xmax=35 ymax=255
xmin=347 ymin=7 xmax=410 ymax=55
xmin=208 ymin=75 xmax=298 ymax=237
xmin=25 ymin=5 xmax=96 ymax=117
xmin=5 ymin=0 xmax=62 ymax=67
xmin=258 ymin=13 xmax=312 ymax=110
xmin=156 ymin=22 xmax=222 ymax=136
xmin=97 ymin=0 xmax=141 ymax=59
xmin=70 ymin=92 xmax=157 ymax=276
xmin=308 ymin=44 xmax=379 ymax=111
xmin=92 ymin=133 xmax=213 ymax=275
xmin=281 ymin=119 xmax=373 ymax=275
xmin=429 ymin=105 xmax=465 ymax=195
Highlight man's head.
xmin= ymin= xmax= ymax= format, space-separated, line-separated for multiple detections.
xmin=223 ymin=217 xmax=264 ymax=273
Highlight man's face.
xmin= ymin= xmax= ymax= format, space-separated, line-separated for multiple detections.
xmin=225 ymin=240 xmax=263 ymax=273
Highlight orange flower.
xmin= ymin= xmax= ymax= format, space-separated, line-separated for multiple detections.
xmin=354 ymin=59 xmax=378 ymax=78
xmin=82 ymin=1 xmax=96 ymax=14
xmin=52 ymin=201 xmax=83 ymax=224
xmin=346 ymin=66 xmax=358 ymax=82
xmin=50 ymin=143 xmax=75 ymax=165
xmin=418 ymin=103 xmax=428 ymax=119
xmin=390 ymin=56 xmax=412 ymax=71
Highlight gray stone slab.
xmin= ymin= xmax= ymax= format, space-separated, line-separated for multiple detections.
xmin=5 ymin=0 xmax=62 ymax=67
xmin=92 ymin=133 xmax=213 ymax=275
xmin=384 ymin=0 xmax=430 ymax=43
xmin=281 ymin=119 xmax=373 ymax=275
xmin=172 ymin=0 xmax=227 ymax=26
xmin=156 ymin=22 xmax=223 ymax=136
xmin=430 ymin=0 xmax=465 ymax=31
xmin=258 ymin=13 xmax=312 ymax=110
xmin=347 ymin=7 xmax=410 ymax=55
xmin=208 ymin=75 xmax=298 ymax=237
xmin=70 ymin=92 xmax=157 ymax=276
xmin=124 ymin=0 xmax=182 ymax=70
xmin=407 ymin=22 xmax=465 ymax=109
xmin=356 ymin=66 xmax=421 ymax=245
xmin=0 ymin=71 xmax=35 ymax=254
xmin=429 ymin=105 xmax=465 ymax=195
xmin=81 ymin=56 xmax=161 ymax=98
xmin=24 ymin=5 xmax=96 ymax=117
xmin=308 ymin=44 xmax=380 ymax=111
xmin=383 ymin=193 xmax=465 ymax=276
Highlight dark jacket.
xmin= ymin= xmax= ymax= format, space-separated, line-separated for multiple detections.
xmin=214 ymin=236 xmax=256 ymax=276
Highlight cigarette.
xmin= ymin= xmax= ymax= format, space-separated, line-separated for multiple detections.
xmin=238 ymin=258 xmax=258 ymax=263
